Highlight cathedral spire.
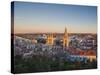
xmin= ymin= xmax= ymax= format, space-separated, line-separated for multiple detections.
xmin=64 ymin=27 xmax=67 ymax=37
xmin=65 ymin=27 xmax=67 ymax=33
xmin=63 ymin=26 xmax=68 ymax=47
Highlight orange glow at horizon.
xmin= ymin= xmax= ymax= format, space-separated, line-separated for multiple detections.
xmin=14 ymin=24 xmax=97 ymax=34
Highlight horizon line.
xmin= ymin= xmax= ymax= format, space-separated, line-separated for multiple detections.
xmin=12 ymin=32 xmax=97 ymax=34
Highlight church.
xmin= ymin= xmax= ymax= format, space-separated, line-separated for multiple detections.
xmin=47 ymin=27 xmax=69 ymax=47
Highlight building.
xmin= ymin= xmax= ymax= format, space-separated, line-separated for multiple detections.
xmin=47 ymin=33 xmax=54 ymax=45
xmin=69 ymin=55 xmax=96 ymax=62
xmin=63 ymin=27 xmax=69 ymax=47
xmin=79 ymin=35 xmax=95 ymax=50
xmin=46 ymin=27 xmax=69 ymax=47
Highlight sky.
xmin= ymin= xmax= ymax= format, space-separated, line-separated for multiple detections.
xmin=13 ymin=1 xmax=97 ymax=33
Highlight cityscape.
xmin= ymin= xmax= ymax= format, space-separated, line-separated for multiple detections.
xmin=12 ymin=1 xmax=97 ymax=73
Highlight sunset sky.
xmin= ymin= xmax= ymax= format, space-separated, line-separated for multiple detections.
xmin=13 ymin=1 xmax=97 ymax=33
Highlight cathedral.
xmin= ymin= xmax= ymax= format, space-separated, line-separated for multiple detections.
xmin=47 ymin=33 xmax=54 ymax=45
xmin=47 ymin=27 xmax=69 ymax=47
xmin=63 ymin=27 xmax=69 ymax=47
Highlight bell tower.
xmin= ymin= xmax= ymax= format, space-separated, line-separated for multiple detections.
xmin=63 ymin=27 xmax=68 ymax=47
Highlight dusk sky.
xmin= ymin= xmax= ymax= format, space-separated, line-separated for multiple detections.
xmin=13 ymin=1 xmax=97 ymax=33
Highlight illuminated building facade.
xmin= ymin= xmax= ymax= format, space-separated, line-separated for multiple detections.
xmin=63 ymin=27 xmax=69 ymax=47
xmin=47 ymin=34 xmax=54 ymax=45
xmin=47 ymin=27 xmax=69 ymax=47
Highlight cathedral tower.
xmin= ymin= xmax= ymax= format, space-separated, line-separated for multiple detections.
xmin=63 ymin=27 xmax=68 ymax=47
xmin=47 ymin=33 xmax=54 ymax=45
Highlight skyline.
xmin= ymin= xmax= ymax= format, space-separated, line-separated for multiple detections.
xmin=13 ymin=2 xmax=97 ymax=33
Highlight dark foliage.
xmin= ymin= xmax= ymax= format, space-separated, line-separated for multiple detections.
xmin=14 ymin=55 xmax=97 ymax=73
